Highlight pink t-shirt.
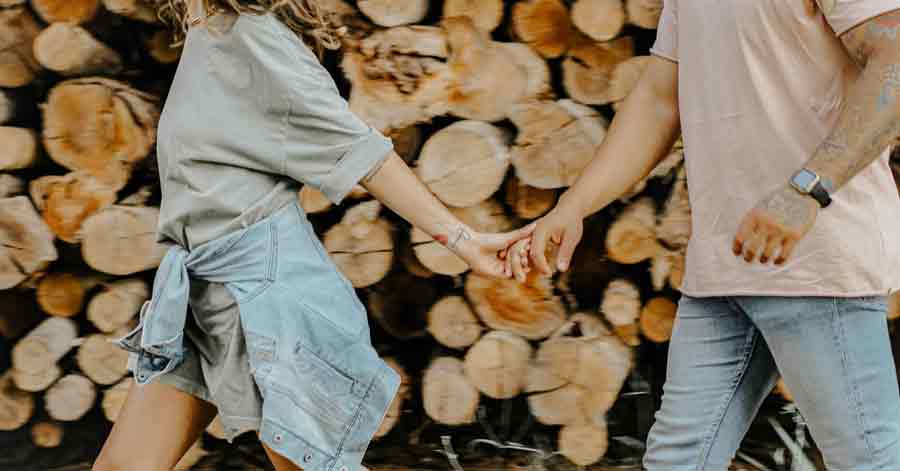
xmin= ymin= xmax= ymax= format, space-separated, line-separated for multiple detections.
xmin=651 ymin=0 xmax=900 ymax=297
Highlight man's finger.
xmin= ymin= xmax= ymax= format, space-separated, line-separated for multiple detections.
xmin=743 ymin=231 xmax=764 ymax=263
xmin=733 ymin=216 xmax=757 ymax=256
xmin=775 ymin=236 xmax=799 ymax=265
xmin=556 ymin=227 xmax=582 ymax=272
xmin=530 ymin=226 xmax=554 ymax=275
xmin=760 ymin=234 xmax=781 ymax=264
xmin=512 ymin=249 xmax=527 ymax=282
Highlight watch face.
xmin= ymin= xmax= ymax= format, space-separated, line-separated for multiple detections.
xmin=791 ymin=169 xmax=818 ymax=193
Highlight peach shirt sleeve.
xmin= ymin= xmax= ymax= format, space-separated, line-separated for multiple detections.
xmin=650 ymin=0 xmax=678 ymax=62
xmin=820 ymin=0 xmax=900 ymax=35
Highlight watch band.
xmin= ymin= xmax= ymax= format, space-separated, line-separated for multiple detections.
xmin=809 ymin=181 xmax=832 ymax=208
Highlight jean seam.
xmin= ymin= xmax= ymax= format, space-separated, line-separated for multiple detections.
xmin=697 ymin=322 xmax=759 ymax=469
xmin=832 ymin=298 xmax=876 ymax=459
xmin=330 ymin=368 xmax=379 ymax=471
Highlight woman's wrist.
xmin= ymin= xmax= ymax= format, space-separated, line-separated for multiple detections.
xmin=432 ymin=222 xmax=477 ymax=255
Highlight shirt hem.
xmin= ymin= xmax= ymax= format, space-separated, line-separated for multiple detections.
xmin=678 ymin=287 xmax=894 ymax=299
xmin=830 ymin=6 xmax=900 ymax=36
xmin=650 ymin=48 xmax=679 ymax=63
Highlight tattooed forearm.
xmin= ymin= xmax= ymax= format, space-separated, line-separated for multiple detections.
xmin=804 ymin=11 xmax=900 ymax=192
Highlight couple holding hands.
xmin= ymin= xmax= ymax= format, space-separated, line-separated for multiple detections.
xmin=96 ymin=1 xmax=900 ymax=470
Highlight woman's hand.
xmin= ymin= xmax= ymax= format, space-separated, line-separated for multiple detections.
xmin=450 ymin=224 xmax=535 ymax=278
xmin=505 ymin=237 xmax=532 ymax=282
xmin=529 ymin=198 xmax=585 ymax=276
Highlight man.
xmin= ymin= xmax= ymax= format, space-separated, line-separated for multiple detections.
xmin=525 ymin=1 xmax=900 ymax=469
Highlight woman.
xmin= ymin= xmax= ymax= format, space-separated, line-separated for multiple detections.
xmin=93 ymin=1 xmax=532 ymax=470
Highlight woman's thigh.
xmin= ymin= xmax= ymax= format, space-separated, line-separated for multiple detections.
xmin=94 ymin=381 xmax=217 ymax=471
xmin=644 ymin=296 xmax=778 ymax=471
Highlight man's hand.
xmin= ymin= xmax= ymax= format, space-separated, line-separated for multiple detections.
xmin=452 ymin=224 xmax=535 ymax=278
xmin=529 ymin=200 xmax=585 ymax=275
xmin=733 ymin=185 xmax=819 ymax=265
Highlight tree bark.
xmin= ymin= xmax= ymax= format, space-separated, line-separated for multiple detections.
xmin=463 ymin=330 xmax=532 ymax=399
xmin=79 ymin=205 xmax=167 ymax=275
xmin=422 ymin=356 xmax=479 ymax=425
xmin=0 ymin=7 xmax=41 ymax=87
xmin=33 ymin=23 xmax=123 ymax=76
xmin=0 ymin=196 xmax=58 ymax=290
xmin=44 ymin=374 xmax=96 ymax=422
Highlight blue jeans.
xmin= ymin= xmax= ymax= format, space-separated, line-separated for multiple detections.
xmin=644 ymin=295 xmax=900 ymax=471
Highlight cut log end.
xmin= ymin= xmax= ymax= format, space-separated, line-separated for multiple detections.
xmin=463 ymin=331 xmax=532 ymax=399
xmin=87 ymin=278 xmax=148 ymax=333
xmin=511 ymin=0 xmax=574 ymax=58
xmin=101 ymin=377 xmax=132 ymax=423
xmin=466 ymin=272 xmax=567 ymax=340
xmin=76 ymin=333 xmax=130 ymax=385
xmin=558 ymin=420 xmax=609 ymax=466
xmin=427 ymin=295 xmax=483 ymax=349
xmin=358 ymin=0 xmax=429 ymax=27
xmin=12 ymin=317 xmax=78 ymax=374
xmin=443 ymin=0 xmax=504 ymax=32
xmin=571 ymin=0 xmax=627 ymax=42
xmin=45 ymin=374 xmax=97 ymax=422
xmin=32 ymin=0 xmax=100 ymax=23
xmin=80 ymin=205 xmax=167 ymax=275
xmin=324 ymin=202 xmax=394 ymax=288
xmin=0 ymin=8 xmax=41 ymax=87
xmin=640 ymin=297 xmax=678 ymax=343
xmin=0 ymin=373 xmax=34 ymax=431
xmin=31 ymin=421 xmax=64 ymax=448
xmin=34 ymin=23 xmax=122 ymax=76
xmin=605 ymin=197 xmax=661 ymax=264
xmin=422 ymin=357 xmax=479 ymax=425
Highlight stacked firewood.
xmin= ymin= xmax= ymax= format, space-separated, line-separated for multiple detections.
xmin=1 ymin=0 xmax=898 ymax=468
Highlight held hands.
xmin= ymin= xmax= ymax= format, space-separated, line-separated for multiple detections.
xmin=733 ymin=184 xmax=819 ymax=265
xmin=500 ymin=198 xmax=587 ymax=281
xmin=446 ymin=224 xmax=536 ymax=278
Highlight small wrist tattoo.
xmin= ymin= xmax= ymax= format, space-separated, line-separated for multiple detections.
xmin=434 ymin=226 xmax=473 ymax=250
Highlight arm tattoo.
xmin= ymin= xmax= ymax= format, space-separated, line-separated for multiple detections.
xmin=805 ymin=11 xmax=900 ymax=191
xmin=434 ymin=226 xmax=473 ymax=251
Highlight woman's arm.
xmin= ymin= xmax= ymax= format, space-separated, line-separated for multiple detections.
xmin=529 ymin=56 xmax=681 ymax=274
xmin=361 ymin=151 xmax=533 ymax=277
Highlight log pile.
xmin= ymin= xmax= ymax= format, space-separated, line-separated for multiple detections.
xmin=1 ymin=1 xmax=896 ymax=469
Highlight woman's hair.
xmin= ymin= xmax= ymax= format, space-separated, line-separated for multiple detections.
xmin=157 ymin=0 xmax=342 ymax=56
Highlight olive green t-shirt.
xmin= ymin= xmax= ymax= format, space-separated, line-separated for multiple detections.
xmin=156 ymin=11 xmax=393 ymax=249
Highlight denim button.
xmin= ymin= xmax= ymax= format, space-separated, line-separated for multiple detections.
xmin=150 ymin=356 xmax=167 ymax=369
xmin=338 ymin=466 xmax=348 ymax=471
xmin=273 ymin=433 xmax=283 ymax=443
xmin=303 ymin=453 xmax=312 ymax=463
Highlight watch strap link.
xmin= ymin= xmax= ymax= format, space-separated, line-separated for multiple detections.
xmin=809 ymin=182 xmax=832 ymax=208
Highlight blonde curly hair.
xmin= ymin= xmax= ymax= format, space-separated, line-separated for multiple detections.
xmin=157 ymin=0 xmax=342 ymax=56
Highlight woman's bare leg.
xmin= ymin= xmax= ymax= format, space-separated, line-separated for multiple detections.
xmin=262 ymin=442 xmax=304 ymax=471
xmin=93 ymin=381 xmax=217 ymax=471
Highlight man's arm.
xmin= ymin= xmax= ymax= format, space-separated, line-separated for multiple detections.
xmin=530 ymin=56 xmax=681 ymax=274
xmin=733 ymin=10 xmax=900 ymax=265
